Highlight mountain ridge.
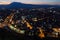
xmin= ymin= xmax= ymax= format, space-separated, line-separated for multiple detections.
xmin=0 ymin=2 xmax=60 ymax=9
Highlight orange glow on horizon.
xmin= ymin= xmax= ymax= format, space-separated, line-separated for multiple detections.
xmin=0 ymin=1 xmax=60 ymax=5
xmin=0 ymin=1 xmax=11 ymax=5
xmin=24 ymin=2 xmax=60 ymax=5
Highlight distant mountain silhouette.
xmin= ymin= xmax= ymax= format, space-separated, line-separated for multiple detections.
xmin=0 ymin=2 xmax=60 ymax=9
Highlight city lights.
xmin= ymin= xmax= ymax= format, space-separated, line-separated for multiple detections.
xmin=0 ymin=8 xmax=60 ymax=39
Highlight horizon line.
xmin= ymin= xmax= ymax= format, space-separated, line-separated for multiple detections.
xmin=0 ymin=1 xmax=60 ymax=5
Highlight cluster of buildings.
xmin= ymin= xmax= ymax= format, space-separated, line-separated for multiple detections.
xmin=0 ymin=8 xmax=60 ymax=38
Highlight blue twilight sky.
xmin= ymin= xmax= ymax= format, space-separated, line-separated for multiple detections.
xmin=0 ymin=0 xmax=60 ymax=4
